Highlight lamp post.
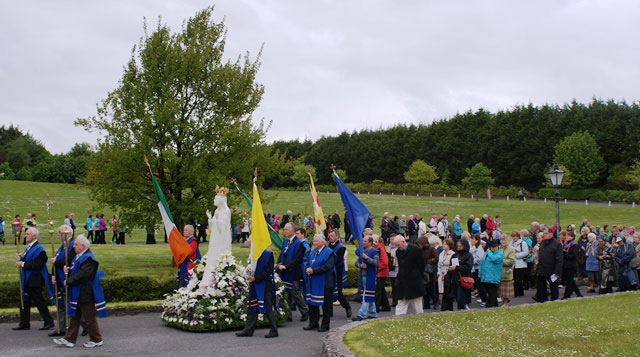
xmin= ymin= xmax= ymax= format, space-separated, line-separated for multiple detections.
xmin=548 ymin=164 xmax=565 ymax=237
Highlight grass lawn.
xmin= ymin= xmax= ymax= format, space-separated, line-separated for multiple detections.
xmin=344 ymin=293 xmax=640 ymax=356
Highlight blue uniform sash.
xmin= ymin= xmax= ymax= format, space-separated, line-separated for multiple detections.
xmin=305 ymin=247 xmax=335 ymax=306
xmin=54 ymin=239 xmax=74 ymax=288
xmin=358 ymin=247 xmax=378 ymax=303
xmin=331 ymin=242 xmax=348 ymax=290
xmin=21 ymin=242 xmax=54 ymax=303
xmin=68 ymin=252 xmax=107 ymax=318
xmin=248 ymin=250 xmax=275 ymax=314
xmin=278 ymin=238 xmax=302 ymax=293
xmin=179 ymin=237 xmax=202 ymax=277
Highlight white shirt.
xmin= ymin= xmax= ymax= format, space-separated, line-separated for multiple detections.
xmin=21 ymin=240 xmax=38 ymax=267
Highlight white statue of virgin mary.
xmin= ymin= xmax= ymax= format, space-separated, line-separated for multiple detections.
xmin=199 ymin=186 xmax=232 ymax=289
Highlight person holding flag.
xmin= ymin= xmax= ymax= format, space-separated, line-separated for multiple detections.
xmin=276 ymin=223 xmax=309 ymax=322
xmin=352 ymin=235 xmax=379 ymax=321
xmin=327 ymin=231 xmax=352 ymax=318
xmin=178 ymin=225 xmax=201 ymax=288
xmin=236 ymin=176 xmax=279 ymax=338
xmin=145 ymin=156 xmax=197 ymax=288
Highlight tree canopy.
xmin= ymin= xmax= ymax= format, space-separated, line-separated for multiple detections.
xmin=554 ymin=131 xmax=604 ymax=189
xmin=461 ymin=163 xmax=494 ymax=194
xmin=404 ymin=160 xmax=438 ymax=185
xmin=75 ymin=7 xmax=282 ymax=228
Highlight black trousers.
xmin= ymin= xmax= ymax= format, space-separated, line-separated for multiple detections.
xmin=375 ymin=277 xmax=390 ymax=311
xmin=514 ymin=268 xmax=527 ymax=297
xmin=19 ymin=286 xmax=53 ymax=327
xmin=562 ymin=268 xmax=582 ymax=298
xmin=332 ymin=281 xmax=351 ymax=314
xmin=112 ymin=231 xmax=117 ymax=242
xmin=536 ymin=276 xmax=559 ymax=302
xmin=87 ymin=230 xmax=94 ymax=243
xmin=483 ymin=282 xmax=499 ymax=307
xmin=308 ymin=287 xmax=332 ymax=330
xmin=243 ymin=288 xmax=277 ymax=335
xmin=146 ymin=233 xmax=156 ymax=244
xmin=117 ymin=232 xmax=125 ymax=244
xmin=473 ymin=271 xmax=487 ymax=302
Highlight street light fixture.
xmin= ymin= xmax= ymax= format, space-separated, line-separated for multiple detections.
xmin=548 ymin=164 xmax=564 ymax=237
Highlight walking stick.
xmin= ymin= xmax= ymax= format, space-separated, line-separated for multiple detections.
xmin=46 ymin=199 xmax=60 ymax=334
xmin=15 ymin=230 xmax=24 ymax=309
xmin=63 ymin=230 xmax=71 ymax=330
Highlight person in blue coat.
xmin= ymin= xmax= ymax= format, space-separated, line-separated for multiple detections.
xmin=479 ymin=240 xmax=504 ymax=308
xmin=352 ymin=236 xmax=378 ymax=321
xmin=53 ymin=235 xmax=106 ymax=348
xmin=614 ymin=234 xmax=639 ymax=291
xmin=303 ymin=234 xmax=335 ymax=332
xmin=236 ymin=249 xmax=278 ymax=338
xmin=13 ymin=227 xmax=55 ymax=331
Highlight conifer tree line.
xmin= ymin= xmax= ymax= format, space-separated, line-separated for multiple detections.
xmin=270 ymin=99 xmax=640 ymax=191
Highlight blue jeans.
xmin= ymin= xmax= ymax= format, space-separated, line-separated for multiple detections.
xmin=456 ymin=285 xmax=471 ymax=310
xmin=358 ymin=300 xmax=377 ymax=318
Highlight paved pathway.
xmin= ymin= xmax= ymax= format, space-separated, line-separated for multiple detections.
xmin=0 ymin=287 xmax=599 ymax=356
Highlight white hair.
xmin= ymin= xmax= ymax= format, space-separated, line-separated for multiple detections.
xmin=75 ymin=234 xmax=90 ymax=248
xmin=587 ymin=232 xmax=596 ymax=240
xmin=284 ymin=223 xmax=294 ymax=230
xmin=393 ymin=235 xmax=406 ymax=244
xmin=363 ymin=228 xmax=373 ymax=236
xmin=428 ymin=235 xmax=441 ymax=246
xmin=26 ymin=227 xmax=39 ymax=236
xmin=313 ymin=234 xmax=325 ymax=243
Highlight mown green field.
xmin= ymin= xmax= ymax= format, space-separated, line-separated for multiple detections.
xmin=344 ymin=292 xmax=640 ymax=356
xmin=1 ymin=180 xmax=639 ymax=284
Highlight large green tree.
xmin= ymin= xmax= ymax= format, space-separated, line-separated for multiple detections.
xmin=75 ymin=7 xmax=282 ymax=228
xmin=404 ymin=160 xmax=438 ymax=185
xmin=554 ymin=131 xmax=605 ymax=189
xmin=461 ymin=163 xmax=494 ymax=198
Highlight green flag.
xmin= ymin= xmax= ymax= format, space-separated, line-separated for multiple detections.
xmin=234 ymin=182 xmax=282 ymax=249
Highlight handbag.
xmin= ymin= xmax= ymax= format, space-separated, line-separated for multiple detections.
xmin=458 ymin=272 xmax=474 ymax=290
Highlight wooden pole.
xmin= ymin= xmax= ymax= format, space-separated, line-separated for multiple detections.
xmin=46 ymin=199 xmax=60 ymax=334
xmin=63 ymin=230 xmax=71 ymax=330
xmin=15 ymin=230 xmax=24 ymax=309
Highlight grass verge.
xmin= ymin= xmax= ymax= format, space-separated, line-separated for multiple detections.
xmin=343 ymin=292 xmax=640 ymax=356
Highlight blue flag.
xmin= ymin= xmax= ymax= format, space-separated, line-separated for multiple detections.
xmin=334 ymin=172 xmax=370 ymax=257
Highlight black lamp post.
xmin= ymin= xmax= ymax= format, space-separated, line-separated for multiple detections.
xmin=548 ymin=164 xmax=565 ymax=235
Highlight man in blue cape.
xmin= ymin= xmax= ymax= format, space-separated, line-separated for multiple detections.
xmin=327 ymin=231 xmax=352 ymax=318
xmin=303 ymin=234 xmax=335 ymax=332
xmin=236 ymin=249 xmax=278 ymax=338
xmin=13 ymin=227 xmax=55 ymax=331
xmin=54 ymin=235 xmax=106 ymax=348
xmin=352 ymin=235 xmax=378 ymax=321
xmin=276 ymin=223 xmax=308 ymax=321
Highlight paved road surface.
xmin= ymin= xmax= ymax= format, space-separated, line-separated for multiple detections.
xmin=0 ymin=287 xmax=599 ymax=357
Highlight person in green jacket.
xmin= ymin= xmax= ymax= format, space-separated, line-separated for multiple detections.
xmin=498 ymin=233 xmax=516 ymax=307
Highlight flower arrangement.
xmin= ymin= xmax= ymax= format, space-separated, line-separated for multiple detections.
xmin=161 ymin=252 xmax=290 ymax=332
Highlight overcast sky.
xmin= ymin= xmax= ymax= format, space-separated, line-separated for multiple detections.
xmin=1 ymin=0 xmax=639 ymax=154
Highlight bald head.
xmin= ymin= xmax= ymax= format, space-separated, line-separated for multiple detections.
xmin=183 ymin=225 xmax=194 ymax=238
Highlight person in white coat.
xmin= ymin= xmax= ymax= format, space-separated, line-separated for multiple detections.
xmin=510 ymin=233 xmax=530 ymax=297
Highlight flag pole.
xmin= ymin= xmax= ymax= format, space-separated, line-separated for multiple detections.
xmin=63 ymin=229 xmax=71 ymax=330
xmin=46 ymin=197 xmax=60 ymax=335
xmin=14 ymin=215 xmax=24 ymax=309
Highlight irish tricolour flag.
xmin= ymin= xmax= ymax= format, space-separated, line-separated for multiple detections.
xmin=150 ymin=170 xmax=192 ymax=266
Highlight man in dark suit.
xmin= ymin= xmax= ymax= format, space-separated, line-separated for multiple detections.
xmin=467 ymin=215 xmax=475 ymax=233
xmin=407 ymin=215 xmax=418 ymax=243
xmin=303 ymin=234 xmax=335 ymax=332
xmin=393 ymin=235 xmax=426 ymax=315
xmin=236 ymin=249 xmax=278 ymax=338
xmin=14 ymin=227 xmax=55 ymax=330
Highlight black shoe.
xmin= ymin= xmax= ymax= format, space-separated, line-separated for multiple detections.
xmin=346 ymin=308 xmax=353 ymax=318
xmin=303 ymin=325 xmax=319 ymax=331
xmin=12 ymin=326 xmax=29 ymax=331
xmin=48 ymin=330 xmax=66 ymax=337
xmin=380 ymin=308 xmax=391 ymax=312
xmin=39 ymin=323 xmax=55 ymax=331
xmin=368 ymin=316 xmax=377 ymax=319
xmin=236 ymin=331 xmax=253 ymax=337
xmin=300 ymin=313 xmax=308 ymax=322
xmin=287 ymin=316 xmax=293 ymax=322
xmin=264 ymin=331 xmax=278 ymax=338
xmin=81 ymin=328 xmax=88 ymax=336
xmin=351 ymin=316 xmax=363 ymax=322
xmin=318 ymin=327 xmax=329 ymax=332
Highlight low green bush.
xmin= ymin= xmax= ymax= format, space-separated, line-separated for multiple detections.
xmin=538 ymin=188 xmax=640 ymax=202
xmin=0 ymin=277 xmax=176 ymax=308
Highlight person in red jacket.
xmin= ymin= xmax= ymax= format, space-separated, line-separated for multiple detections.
xmin=374 ymin=235 xmax=390 ymax=312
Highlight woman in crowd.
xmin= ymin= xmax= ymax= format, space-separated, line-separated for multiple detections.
xmin=373 ymin=235 xmax=390 ymax=312
xmin=453 ymin=215 xmax=463 ymax=241
xmin=429 ymin=234 xmax=443 ymax=255
xmin=429 ymin=215 xmax=438 ymax=235
xmin=388 ymin=237 xmax=399 ymax=307
xmin=498 ymin=233 xmax=515 ymax=307
xmin=453 ymin=239 xmax=473 ymax=310
xmin=486 ymin=216 xmax=497 ymax=237
xmin=596 ymin=236 xmax=616 ymax=294
xmin=472 ymin=218 xmax=481 ymax=235
xmin=437 ymin=238 xmax=456 ymax=311
xmin=479 ymin=240 xmax=503 ymax=308
xmin=111 ymin=214 xmax=118 ymax=243
xmin=98 ymin=213 xmax=107 ymax=244
xmin=632 ymin=233 xmax=640 ymax=282
xmin=470 ymin=234 xmax=487 ymax=305
xmin=418 ymin=235 xmax=438 ymax=309
xmin=511 ymin=230 xmax=530 ymax=297
xmin=399 ymin=215 xmax=407 ymax=237
xmin=585 ymin=232 xmax=600 ymax=293
xmin=562 ymin=230 xmax=583 ymax=299
xmin=520 ymin=229 xmax=535 ymax=290
xmin=11 ymin=214 xmax=23 ymax=243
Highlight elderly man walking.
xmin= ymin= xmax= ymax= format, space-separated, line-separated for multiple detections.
xmin=54 ymin=235 xmax=106 ymax=348
xmin=303 ymin=234 xmax=335 ymax=332
xmin=13 ymin=227 xmax=55 ymax=331
xmin=394 ymin=235 xmax=426 ymax=315
xmin=535 ymin=225 xmax=563 ymax=302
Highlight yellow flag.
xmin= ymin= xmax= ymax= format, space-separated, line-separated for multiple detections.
xmin=309 ymin=173 xmax=327 ymax=234
xmin=251 ymin=183 xmax=271 ymax=263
